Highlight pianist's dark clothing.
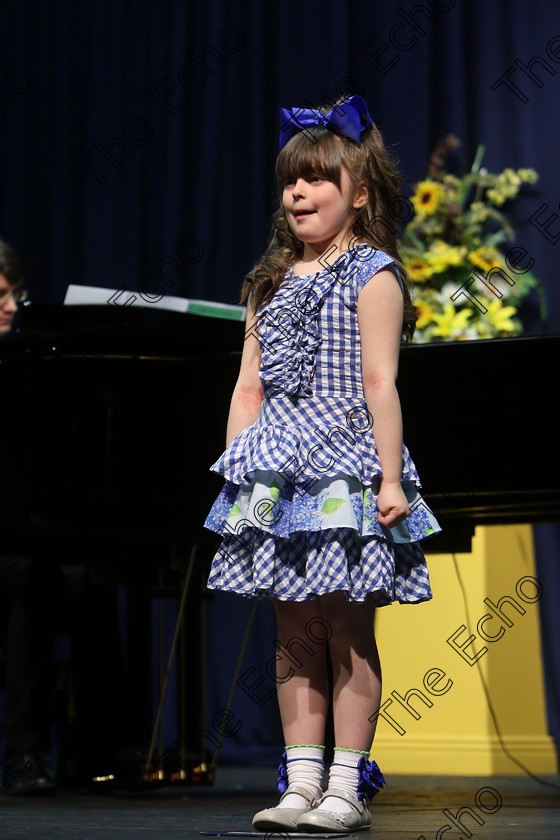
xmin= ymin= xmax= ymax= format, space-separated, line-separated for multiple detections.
xmin=0 ymin=553 xmax=124 ymax=772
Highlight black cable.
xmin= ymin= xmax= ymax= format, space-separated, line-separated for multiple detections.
xmin=452 ymin=553 xmax=560 ymax=794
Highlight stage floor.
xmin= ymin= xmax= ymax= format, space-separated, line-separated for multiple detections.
xmin=1 ymin=767 xmax=559 ymax=839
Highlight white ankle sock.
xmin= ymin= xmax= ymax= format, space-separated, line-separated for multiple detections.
xmin=278 ymin=746 xmax=325 ymax=809
xmin=315 ymin=748 xmax=370 ymax=814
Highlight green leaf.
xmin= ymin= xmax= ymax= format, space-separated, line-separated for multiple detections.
xmin=270 ymin=486 xmax=280 ymax=501
xmin=321 ymin=498 xmax=346 ymax=514
xmin=483 ymin=229 xmax=510 ymax=249
xmin=260 ymin=500 xmax=276 ymax=517
xmin=534 ymin=275 xmax=548 ymax=320
xmin=228 ymin=504 xmax=241 ymax=518
xmin=403 ymin=228 xmax=426 ymax=253
xmin=470 ymin=144 xmax=486 ymax=175
xmin=484 ymin=207 xmax=515 ymax=240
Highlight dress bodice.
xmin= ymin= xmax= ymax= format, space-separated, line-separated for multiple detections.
xmin=255 ymin=245 xmax=399 ymax=399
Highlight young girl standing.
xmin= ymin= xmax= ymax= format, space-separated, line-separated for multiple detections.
xmin=203 ymin=95 xmax=440 ymax=832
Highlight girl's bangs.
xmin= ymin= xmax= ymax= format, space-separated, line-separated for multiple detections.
xmin=276 ymin=129 xmax=344 ymax=187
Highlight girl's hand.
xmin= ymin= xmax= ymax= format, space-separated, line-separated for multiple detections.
xmin=377 ymin=480 xmax=410 ymax=529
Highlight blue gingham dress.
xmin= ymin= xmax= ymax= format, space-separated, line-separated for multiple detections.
xmin=203 ymin=245 xmax=441 ymax=604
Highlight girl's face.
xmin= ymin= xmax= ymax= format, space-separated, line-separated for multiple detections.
xmin=282 ymin=166 xmax=366 ymax=255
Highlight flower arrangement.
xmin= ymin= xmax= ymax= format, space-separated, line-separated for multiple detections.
xmin=400 ymin=137 xmax=545 ymax=342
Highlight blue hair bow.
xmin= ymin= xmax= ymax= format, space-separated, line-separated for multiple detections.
xmin=279 ymin=95 xmax=372 ymax=151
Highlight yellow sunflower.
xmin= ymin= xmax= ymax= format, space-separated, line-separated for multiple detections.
xmin=406 ymin=257 xmax=431 ymax=282
xmin=411 ymin=180 xmax=445 ymax=216
xmin=468 ymin=247 xmax=503 ymax=273
xmin=425 ymin=240 xmax=467 ymax=274
xmin=415 ymin=298 xmax=436 ymax=329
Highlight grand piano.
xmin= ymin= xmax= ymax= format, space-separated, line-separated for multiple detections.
xmin=4 ymin=302 xmax=558 ymax=542
xmin=1 ymin=301 xmax=558 ymax=785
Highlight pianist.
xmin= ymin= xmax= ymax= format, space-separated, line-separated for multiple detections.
xmin=0 ymin=239 xmax=124 ymax=795
xmin=0 ymin=237 xmax=23 ymax=336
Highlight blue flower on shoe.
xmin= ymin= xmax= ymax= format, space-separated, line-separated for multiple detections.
xmin=356 ymin=757 xmax=386 ymax=802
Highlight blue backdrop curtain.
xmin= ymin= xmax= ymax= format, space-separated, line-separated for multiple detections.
xmin=1 ymin=0 xmax=559 ymax=765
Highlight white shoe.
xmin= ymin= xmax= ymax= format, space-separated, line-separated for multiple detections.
xmin=297 ymin=787 xmax=371 ymax=832
xmin=252 ymin=784 xmax=319 ymax=831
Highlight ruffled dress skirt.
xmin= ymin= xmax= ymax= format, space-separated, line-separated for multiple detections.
xmin=203 ymin=393 xmax=441 ymax=605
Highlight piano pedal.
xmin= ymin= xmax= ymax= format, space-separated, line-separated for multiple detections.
xmin=107 ymin=749 xmax=215 ymax=790
xmin=162 ymin=747 xmax=215 ymax=786
xmin=167 ymin=760 xmax=215 ymax=786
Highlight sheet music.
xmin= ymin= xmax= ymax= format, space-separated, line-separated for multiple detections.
xmin=64 ymin=284 xmax=246 ymax=320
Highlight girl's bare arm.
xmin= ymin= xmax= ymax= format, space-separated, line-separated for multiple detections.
xmin=357 ymin=269 xmax=409 ymax=528
xmin=225 ymin=294 xmax=264 ymax=447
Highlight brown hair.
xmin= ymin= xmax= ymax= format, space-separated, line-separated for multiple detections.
xmin=240 ymin=106 xmax=417 ymax=342
xmin=0 ymin=238 xmax=23 ymax=289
